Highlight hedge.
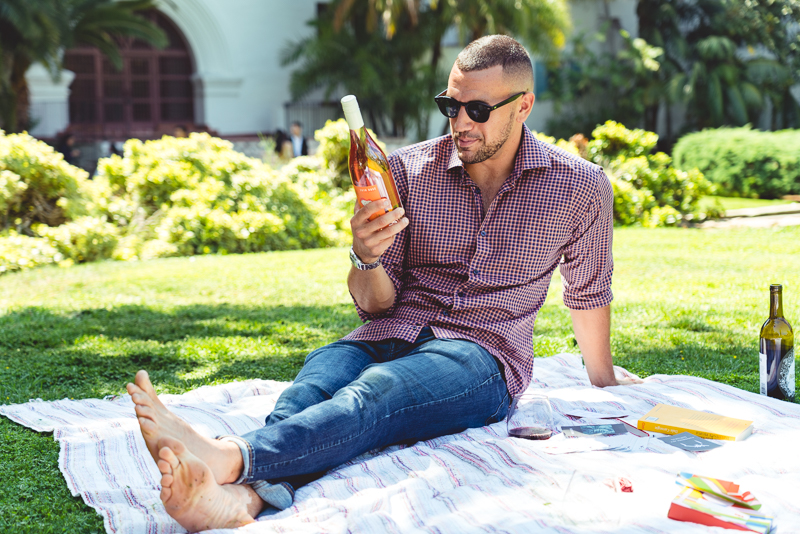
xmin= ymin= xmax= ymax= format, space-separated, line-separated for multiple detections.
xmin=672 ymin=126 xmax=800 ymax=199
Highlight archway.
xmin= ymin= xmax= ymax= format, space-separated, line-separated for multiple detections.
xmin=63 ymin=10 xmax=196 ymax=140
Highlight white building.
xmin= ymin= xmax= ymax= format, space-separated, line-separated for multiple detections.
xmin=27 ymin=0 xmax=637 ymax=145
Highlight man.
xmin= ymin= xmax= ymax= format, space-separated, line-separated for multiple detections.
xmin=128 ymin=35 xmax=635 ymax=531
xmin=290 ymin=121 xmax=309 ymax=157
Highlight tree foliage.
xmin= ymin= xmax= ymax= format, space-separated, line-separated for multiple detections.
xmin=546 ymin=0 xmax=800 ymax=143
xmin=282 ymin=0 xmax=570 ymax=140
xmin=0 ymin=0 xmax=166 ymax=133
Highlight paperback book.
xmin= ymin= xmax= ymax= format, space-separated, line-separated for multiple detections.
xmin=668 ymin=473 xmax=772 ymax=533
xmin=637 ymin=404 xmax=753 ymax=441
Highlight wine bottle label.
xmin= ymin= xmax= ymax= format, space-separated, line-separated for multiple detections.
xmin=759 ymin=352 xmax=768 ymax=395
xmin=354 ymin=184 xmax=387 ymax=218
xmin=778 ymin=347 xmax=795 ymax=399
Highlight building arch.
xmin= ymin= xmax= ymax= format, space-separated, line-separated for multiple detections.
xmin=64 ymin=10 xmax=197 ymax=139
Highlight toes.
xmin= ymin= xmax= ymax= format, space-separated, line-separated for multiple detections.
xmin=158 ymin=458 xmax=174 ymax=475
xmin=134 ymin=403 xmax=156 ymax=418
xmin=135 ymin=370 xmax=157 ymax=397
xmin=139 ymin=417 xmax=158 ymax=436
xmin=160 ymin=483 xmax=173 ymax=503
xmin=158 ymin=445 xmax=181 ymax=468
xmin=159 ymin=437 xmax=186 ymax=456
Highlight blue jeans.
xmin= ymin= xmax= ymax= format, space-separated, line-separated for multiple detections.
xmin=238 ymin=328 xmax=509 ymax=487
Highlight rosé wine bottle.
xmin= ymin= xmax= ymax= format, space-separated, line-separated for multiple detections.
xmin=341 ymin=95 xmax=402 ymax=220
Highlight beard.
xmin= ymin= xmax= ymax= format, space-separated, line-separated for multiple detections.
xmin=453 ymin=111 xmax=515 ymax=164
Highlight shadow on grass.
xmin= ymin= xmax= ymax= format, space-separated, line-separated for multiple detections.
xmin=0 ymin=303 xmax=362 ymax=402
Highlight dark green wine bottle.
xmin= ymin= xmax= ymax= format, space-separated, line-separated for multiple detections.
xmin=759 ymin=284 xmax=795 ymax=401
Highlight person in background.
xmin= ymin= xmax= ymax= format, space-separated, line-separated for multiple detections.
xmin=56 ymin=133 xmax=81 ymax=166
xmin=289 ymin=121 xmax=308 ymax=157
xmin=173 ymin=125 xmax=188 ymax=138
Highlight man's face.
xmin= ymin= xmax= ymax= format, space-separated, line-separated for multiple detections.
xmin=445 ymin=65 xmax=519 ymax=165
xmin=290 ymin=124 xmax=302 ymax=137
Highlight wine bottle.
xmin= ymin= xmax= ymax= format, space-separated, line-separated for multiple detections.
xmin=759 ymin=284 xmax=795 ymax=401
xmin=340 ymin=95 xmax=402 ymax=220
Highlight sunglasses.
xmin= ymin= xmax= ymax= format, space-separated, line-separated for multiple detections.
xmin=434 ymin=90 xmax=526 ymax=123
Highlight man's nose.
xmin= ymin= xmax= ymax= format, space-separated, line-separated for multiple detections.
xmin=452 ymin=106 xmax=474 ymax=133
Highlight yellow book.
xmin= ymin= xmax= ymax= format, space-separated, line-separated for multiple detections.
xmin=637 ymin=404 xmax=753 ymax=441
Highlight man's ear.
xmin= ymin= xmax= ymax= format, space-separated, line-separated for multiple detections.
xmin=516 ymin=92 xmax=536 ymax=124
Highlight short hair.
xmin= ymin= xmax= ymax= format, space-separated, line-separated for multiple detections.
xmin=456 ymin=35 xmax=533 ymax=91
xmin=291 ymin=121 xmax=303 ymax=128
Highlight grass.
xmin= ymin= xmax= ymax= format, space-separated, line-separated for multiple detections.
xmin=2 ymin=226 xmax=799 ymax=532
xmin=698 ymin=195 xmax=796 ymax=213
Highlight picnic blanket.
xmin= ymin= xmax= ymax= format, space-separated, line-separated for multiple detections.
xmin=3 ymin=353 xmax=800 ymax=534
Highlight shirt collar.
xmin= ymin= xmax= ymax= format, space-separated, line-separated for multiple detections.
xmin=446 ymin=124 xmax=552 ymax=180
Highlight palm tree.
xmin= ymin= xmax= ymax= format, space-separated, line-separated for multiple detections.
xmin=0 ymin=0 xmax=61 ymax=132
xmin=287 ymin=0 xmax=570 ymax=140
xmin=0 ymin=0 xmax=166 ymax=133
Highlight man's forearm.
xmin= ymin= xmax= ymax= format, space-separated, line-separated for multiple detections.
xmin=569 ymin=305 xmax=617 ymax=387
xmin=347 ymin=266 xmax=396 ymax=315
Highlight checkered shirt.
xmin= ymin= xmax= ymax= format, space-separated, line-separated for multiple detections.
xmin=343 ymin=125 xmax=614 ymax=397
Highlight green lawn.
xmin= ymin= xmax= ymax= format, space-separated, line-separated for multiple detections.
xmin=698 ymin=195 xmax=796 ymax=213
xmin=1 ymin=226 xmax=799 ymax=532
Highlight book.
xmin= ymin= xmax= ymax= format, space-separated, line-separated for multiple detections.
xmin=637 ymin=404 xmax=753 ymax=441
xmin=676 ymin=473 xmax=761 ymax=509
xmin=668 ymin=486 xmax=773 ymax=533
xmin=561 ymin=424 xmax=628 ymax=438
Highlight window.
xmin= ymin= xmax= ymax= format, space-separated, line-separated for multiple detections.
xmin=64 ymin=10 xmax=195 ymax=139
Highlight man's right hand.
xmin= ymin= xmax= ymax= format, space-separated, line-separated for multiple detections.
xmin=350 ymin=201 xmax=409 ymax=264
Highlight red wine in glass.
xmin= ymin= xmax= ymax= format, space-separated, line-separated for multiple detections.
xmin=509 ymin=426 xmax=552 ymax=440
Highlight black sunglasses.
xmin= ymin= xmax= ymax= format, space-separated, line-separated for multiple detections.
xmin=434 ymin=90 xmax=526 ymax=123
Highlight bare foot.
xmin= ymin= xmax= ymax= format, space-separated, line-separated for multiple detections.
xmin=127 ymin=370 xmax=243 ymax=484
xmin=157 ymin=437 xmax=262 ymax=532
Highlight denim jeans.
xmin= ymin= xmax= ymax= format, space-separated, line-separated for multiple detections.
xmin=237 ymin=328 xmax=509 ymax=487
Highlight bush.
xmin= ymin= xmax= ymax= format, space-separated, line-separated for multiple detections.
xmin=95 ymin=133 xmax=343 ymax=259
xmin=672 ymin=126 xmax=800 ymax=198
xmin=35 ymin=217 xmax=119 ymax=263
xmin=0 ymin=130 xmax=104 ymax=232
xmin=0 ymin=232 xmax=63 ymax=273
xmin=535 ymin=121 xmax=715 ymax=226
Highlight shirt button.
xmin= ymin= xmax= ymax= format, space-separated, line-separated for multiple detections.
xmin=480 ymin=230 xmax=487 ymax=237
xmin=442 ymin=310 xmax=450 ymax=317
xmin=472 ymin=269 xmax=480 ymax=276
xmin=458 ymin=291 xmax=465 ymax=298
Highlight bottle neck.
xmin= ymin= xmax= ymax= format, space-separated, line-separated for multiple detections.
xmin=770 ymin=290 xmax=784 ymax=319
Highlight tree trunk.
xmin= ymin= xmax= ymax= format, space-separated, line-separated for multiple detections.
xmin=0 ymin=51 xmax=18 ymax=131
xmin=10 ymin=55 xmax=32 ymax=133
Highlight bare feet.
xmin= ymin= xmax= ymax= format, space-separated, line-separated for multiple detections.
xmin=127 ymin=370 xmax=243 ymax=484
xmin=157 ymin=437 xmax=262 ymax=532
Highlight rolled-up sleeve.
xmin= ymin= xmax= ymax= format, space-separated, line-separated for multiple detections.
xmin=559 ymin=167 xmax=614 ymax=310
xmin=350 ymin=153 xmax=410 ymax=322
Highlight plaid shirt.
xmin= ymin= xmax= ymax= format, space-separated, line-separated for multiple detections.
xmin=344 ymin=125 xmax=614 ymax=397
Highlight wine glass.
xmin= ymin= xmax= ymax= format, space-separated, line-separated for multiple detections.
xmin=507 ymin=393 xmax=555 ymax=440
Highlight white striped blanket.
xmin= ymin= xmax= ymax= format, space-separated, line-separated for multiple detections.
xmin=3 ymin=353 xmax=800 ymax=534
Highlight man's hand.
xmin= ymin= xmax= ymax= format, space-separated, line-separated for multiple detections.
xmin=347 ymin=200 xmax=409 ymax=315
xmin=351 ymin=201 xmax=408 ymax=263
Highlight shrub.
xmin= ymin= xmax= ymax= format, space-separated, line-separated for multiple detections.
xmin=0 ymin=232 xmax=63 ymax=273
xmin=0 ymin=130 xmax=105 ymax=232
xmin=535 ymin=121 xmax=715 ymax=226
xmin=587 ymin=121 xmax=659 ymax=162
xmin=35 ymin=217 xmax=119 ymax=263
xmin=672 ymin=126 xmax=800 ymax=198
xmin=95 ymin=133 xmax=341 ymax=259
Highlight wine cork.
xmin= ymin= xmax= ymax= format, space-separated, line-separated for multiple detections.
xmin=341 ymin=95 xmax=364 ymax=130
